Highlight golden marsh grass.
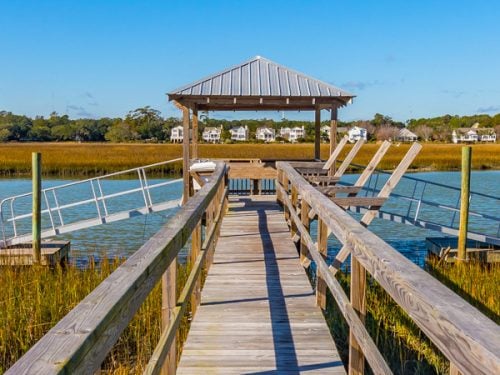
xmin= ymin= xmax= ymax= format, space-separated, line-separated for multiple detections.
xmin=0 ymin=142 xmax=498 ymax=176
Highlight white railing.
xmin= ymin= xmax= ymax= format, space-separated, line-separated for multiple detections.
xmin=0 ymin=159 xmax=183 ymax=247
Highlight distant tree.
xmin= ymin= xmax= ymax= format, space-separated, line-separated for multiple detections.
xmin=105 ymin=121 xmax=139 ymax=142
xmin=126 ymin=106 xmax=165 ymax=141
xmin=375 ymin=125 xmax=399 ymax=141
xmin=414 ymin=125 xmax=433 ymax=141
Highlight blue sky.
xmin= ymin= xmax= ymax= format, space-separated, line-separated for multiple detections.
xmin=1 ymin=0 xmax=499 ymax=122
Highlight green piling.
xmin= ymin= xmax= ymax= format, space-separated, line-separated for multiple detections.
xmin=32 ymin=152 xmax=41 ymax=264
xmin=457 ymin=146 xmax=471 ymax=263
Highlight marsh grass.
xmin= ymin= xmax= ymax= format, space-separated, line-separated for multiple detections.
xmin=0 ymin=257 xmax=193 ymax=374
xmin=1 ymin=143 xmax=499 ymax=177
xmin=319 ymin=259 xmax=499 ymax=374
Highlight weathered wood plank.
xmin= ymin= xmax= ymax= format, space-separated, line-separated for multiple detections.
xmin=177 ymin=196 xmax=346 ymax=375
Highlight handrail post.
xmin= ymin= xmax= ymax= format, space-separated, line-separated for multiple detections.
xmin=161 ymin=262 xmax=177 ymax=374
xmin=291 ymin=186 xmax=298 ymax=238
xmin=190 ymin=220 xmax=202 ymax=317
xmin=32 ymin=152 xmax=41 ymax=264
xmin=316 ymin=218 xmax=328 ymax=309
xmin=349 ymin=256 xmax=366 ymax=375
xmin=300 ymin=199 xmax=310 ymax=265
xmin=457 ymin=146 xmax=471 ymax=263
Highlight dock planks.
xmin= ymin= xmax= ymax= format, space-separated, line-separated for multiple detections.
xmin=177 ymin=196 xmax=345 ymax=374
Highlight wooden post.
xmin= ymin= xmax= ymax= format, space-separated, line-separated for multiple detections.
xmin=192 ymin=106 xmax=198 ymax=160
xmin=349 ymin=257 xmax=366 ymax=375
xmin=161 ymin=261 xmax=177 ymax=374
xmin=457 ymin=146 xmax=472 ymax=263
xmin=316 ymin=218 xmax=328 ymax=309
xmin=314 ymin=107 xmax=321 ymax=160
xmin=190 ymin=221 xmax=202 ymax=317
xmin=329 ymin=106 xmax=338 ymax=175
xmin=32 ymin=152 xmax=41 ymax=264
xmin=300 ymin=199 xmax=310 ymax=265
xmin=276 ymin=169 xmax=283 ymax=205
xmin=291 ymin=186 xmax=298 ymax=237
xmin=182 ymin=106 xmax=190 ymax=204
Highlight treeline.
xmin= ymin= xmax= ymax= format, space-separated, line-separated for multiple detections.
xmin=0 ymin=107 xmax=498 ymax=143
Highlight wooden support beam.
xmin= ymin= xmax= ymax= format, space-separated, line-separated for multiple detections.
xmin=317 ymin=186 xmax=362 ymax=195
xmin=161 ymin=261 xmax=176 ymax=375
xmin=192 ymin=106 xmax=199 ymax=160
xmin=316 ymin=218 xmax=328 ymax=309
xmin=323 ymin=135 xmax=348 ymax=171
xmin=190 ymin=221 xmax=202 ymax=317
xmin=334 ymin=138 xmax=365 ymax=178
xmin=330 ymin=197 xmax=386 ymax=208
xmin=329 ymin=106 xmax=338 ymax=175
xmin=291 ymin=186 xmax=298 ymax=238
xmin=352 ymin=140 xmax=391 ymax=190
xmin=314 ymin=107 xmax=321 ymax=160
xmin=329 ymin=143 xmax=422 ymax=274
xmin=32 ymin=152 xmax=41 ymax=264
xmin=300 ymin=200 xmax=310 ymax=266
xmin=182 ymin=106 xmax=190 ymax=204
xmin=349 ymin=256 xmax=367 ymax=375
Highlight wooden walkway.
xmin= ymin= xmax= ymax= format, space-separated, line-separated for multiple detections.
xmin=177 ymin=196 xmax=345 ymax=374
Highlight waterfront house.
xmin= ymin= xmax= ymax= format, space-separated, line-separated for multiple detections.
xmin=477 ymin=128 xmax=497 ymax=142
xmin=202 ymin=126 xmax=222 ymax=143
xmin=452 ymin=128 xmax=478 ymax=143
xmin=398 ymin=128 xmax=418 ymax=142
xmin=170 ymin=125 xmax=183 ymax=143
xmin=280 ymin=126 xmax=305 ymax=142
xmin=230 ymin=125 xmax=249 ymax=141
xmin=347 ymin=126 xmax=367 ymax=143
xmin=256 ymin=126 xmax=275 ymax=142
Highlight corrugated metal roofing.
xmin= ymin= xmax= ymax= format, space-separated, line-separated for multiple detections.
xmin=168 ymin=56 xmax=354 ymax=99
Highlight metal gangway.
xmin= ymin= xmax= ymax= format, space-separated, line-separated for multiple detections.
xmin=0 ymin=159 xmax=183 ymax=248
xmin=344 ymin=163 xmax=500 ymax=246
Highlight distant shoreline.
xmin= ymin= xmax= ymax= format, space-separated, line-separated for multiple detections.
xmin=0 ymin=142 xmax=499 ymax=177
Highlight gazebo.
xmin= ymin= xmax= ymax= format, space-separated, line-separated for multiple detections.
xmin=167 ymin=56 xmax=355 ymax=198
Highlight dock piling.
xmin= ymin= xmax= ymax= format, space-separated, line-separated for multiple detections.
xmin=32 ymin=152 xmax=41 ymax=264
xmin=457 ymin=146 xmax=472 ymax=263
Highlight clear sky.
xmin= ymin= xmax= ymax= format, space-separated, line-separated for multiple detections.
xmin=1 ymin=0 xmax=499 ymax=122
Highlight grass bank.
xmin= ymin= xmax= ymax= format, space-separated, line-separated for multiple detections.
xmin=321 ymin=259 xmax=499 ymax=374
xmin=0 ymin=258 xmax=192 ymax=374
xmin=1 ymin=142 xmax=499 ymax=177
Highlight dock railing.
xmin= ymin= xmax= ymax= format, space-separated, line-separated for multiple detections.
xmin=276 ymin=161 xmax=500 ymax=375
xmin=7 ymin=161 xmax=228 ymax=375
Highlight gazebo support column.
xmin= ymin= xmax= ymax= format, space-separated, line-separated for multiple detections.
xmin=329 ymin=106 xmax=338 ymax=174
xmin=192 ymin=106 xmax=198 ymax=159
xmin=314 ymin=107 xmax=321 ymax=160
xmin=182 ymin=106 xmax=190 ymax=204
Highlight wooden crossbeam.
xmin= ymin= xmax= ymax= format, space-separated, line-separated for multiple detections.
xmin=330 ymin=197 xmax=386 ymax=208
xmin=305 ymin=175 xmax=340 ymax=186
xmin=334 ymin=138 xmax=365 ymax=178
xmin=317 ymin=186 xmax=362 ymax=195
xmin=323 ymin=135 xmax=348 ymax=170
xmin=329 ymin=142 xmax=423 ymax=274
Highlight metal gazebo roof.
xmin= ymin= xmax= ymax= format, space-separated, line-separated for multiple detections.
xmin=168 ymin=56 xmax=355 ymax=111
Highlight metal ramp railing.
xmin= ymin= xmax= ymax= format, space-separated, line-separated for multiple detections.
xmin=0 ymin=159 xmax=183 ymax=248
xmin=344 ymin=164 xmax=500 ymax=246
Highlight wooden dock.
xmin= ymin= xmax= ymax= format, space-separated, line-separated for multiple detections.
xmin=177 ymin=196 xmax=345 ymax=374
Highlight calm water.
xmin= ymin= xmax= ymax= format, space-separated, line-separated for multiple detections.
xmin=0 ymin=171 xmax=498 ymax=266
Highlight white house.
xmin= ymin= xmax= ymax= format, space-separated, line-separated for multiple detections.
xmin=477 ymin=128 xmax=497 ymax=142
xmin=398 ymin=128 xmax=418 ymax=142
xmin=452 ymin=128 xmax=478 ymax=143
xmin=170 ymin=125 xmax=183 ymax=143
xmin=230 ymin=125 xmax=249 ymax=141
xmin=256 ymin=126 xmax=275 ymax=142
xmin=280 ymin=126 xmax=305 ymax=142
xmin=320 ymin=125 xmax=330 ymax=139
xmin=202 ymin=126 xmax=222 ymax=143
xmin=347 ymin=126 xmax=367 ymax=143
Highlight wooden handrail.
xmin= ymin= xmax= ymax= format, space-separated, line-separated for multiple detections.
xmin=8 ymin=162 xmax=228 ymax=375
xmin=276 ymin=161 xmax=500 ymax=375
